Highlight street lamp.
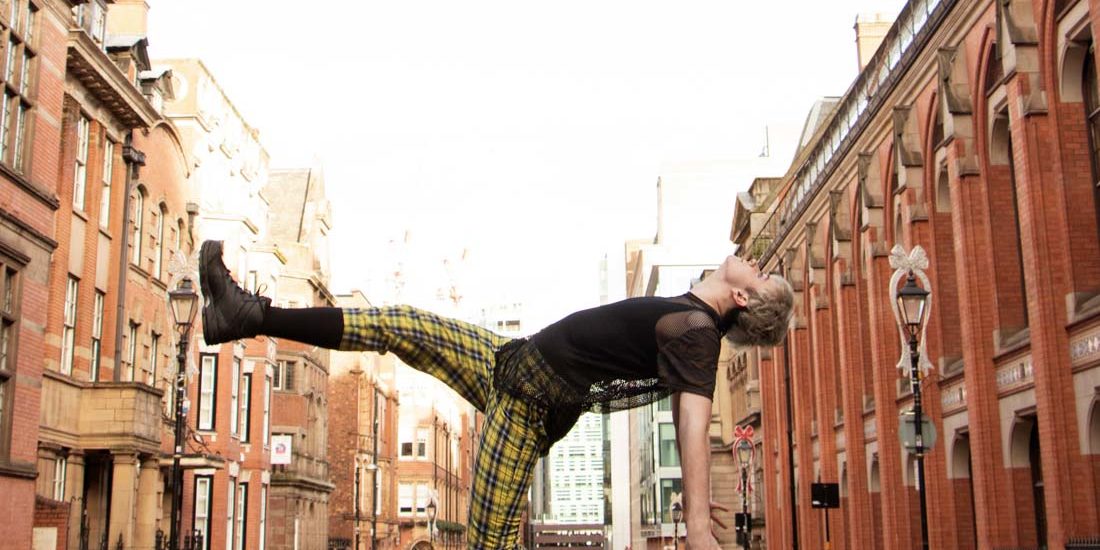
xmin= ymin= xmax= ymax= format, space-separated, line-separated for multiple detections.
xmin=168 ymin=277 xmax=199 ymax=550
xmin=426 ymin=496 xmax=438 ymax=550
xmin=889 ymin=246 xmax=933 ymax=550
xmin=670 ymin=499 xmax=683 ymax=550
xmin=736 ymin=438 xmax=754 ymax=550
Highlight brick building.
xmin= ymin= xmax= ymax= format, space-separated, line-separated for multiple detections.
xmin=735 ymin=0 xmax=1100 ymax=548
xmin=263 ymin=167 xmax=336 ymax=549
xmin=329 ymin=290 xmax=400 ymax=550
xmin=0 ymin=0 xmax=65 ymax=546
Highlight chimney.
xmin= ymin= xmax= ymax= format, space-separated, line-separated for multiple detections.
xmin=107 ymin=0 xmax=150 ymax=37
xmin=854 ymin=13 xmax=893 ymax=72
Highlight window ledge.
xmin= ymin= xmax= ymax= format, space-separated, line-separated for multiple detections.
xmin=0 ymin=161 xmax=59 ymax=210
xmin=0 ymin=460 xmax=36 ymax=479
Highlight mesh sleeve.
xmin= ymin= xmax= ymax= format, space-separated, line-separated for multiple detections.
xmin=655 ymin=310 xmax=720 ymax=397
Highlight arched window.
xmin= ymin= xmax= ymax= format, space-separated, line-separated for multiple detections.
xmin=1083 ymin=44 xmax=1100 ymax=244
xmin=154 ymin=203 xmax=166 ymax=278
xmin=130 ymin=187 xmax=145 ymax=266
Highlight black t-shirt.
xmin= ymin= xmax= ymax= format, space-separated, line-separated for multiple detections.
xmin=528 ymin=293 xmax=722 ymax=410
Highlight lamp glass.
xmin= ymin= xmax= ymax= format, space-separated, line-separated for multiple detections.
xmin=670 ymin=501 xmax=683 ymax=524
xmin=426 ymin=499 xmax=437 ymax=522
xmin=169 ymin=277 xmax=199 ymax=330
xmin=896 ymin=274 xmax=929 ymax=333
xmin=736 ymin=440 xmax=753 ymax=467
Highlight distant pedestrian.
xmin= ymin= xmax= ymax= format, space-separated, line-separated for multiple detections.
xmin=199 ymin=240 xmax=794 ymax=550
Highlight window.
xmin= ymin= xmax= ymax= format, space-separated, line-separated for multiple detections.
xmin=658 ymin=423 xmax=680 ymax=467
xmin=273 ymin=360 xmax=294 ymax=391
xmin=130 ymin=187 xmax=144 ymax=265
xmin=193 ymin=476 xmax=212 ymax=550
xmin=1084 ymin=44 xmax=1100 ymax=245
xmin=90 ymin=291 xmax=104 ymax=381
xmin=99 ymin=140 xmax=113 ymax=227
xmin=154 ymin=205 xmax=166 ymax=278
xmin=258 ymin=485 xmax=267 ymax=550
xmin=2 ymin=0 xmax=35 ymax=172
xmin=657 ymin=396 xmax=672 ymax=412
xmin=52 ymin=455 xmax=66 ymax=500
xmin=60 ymin=277 xmax=77 ymax=375
xmin=73 ymin=115 xmax=89 ymax=210
xmin=240 ymin=373 xmax=252 ymax=443
xmin=0 ymin=266 xmax=16 ymax=460
xmin=236 ymin=483 xmax=248 ymax=550
xmin=198 ymin=355 xmax=217 ymax=431
xmin=416 ymin=484 xmax=431 ymax=514
xmin=398 ymin=483 xmax=413 ymax=516
xmin=660 ymin=477 xmax=683 ymax=524
xmin=416 ymin=428 xmax=428 ymax=459
xmin=225 ymin=478 xmax=236 ymax=550
xmin=262 ymin=376 xmax=270 ymax=446
xmin=71 ymin=0 xmax=105 ymax=45
xmin=230 ymin=358 xmax=240 ymax=437
xmin=147 ymin=333 xmax=159 ymax=386
xmin=375 ymin=467 xmax=382 ymax=515
xmin=126 ymin=323 xmax=138 ymax=382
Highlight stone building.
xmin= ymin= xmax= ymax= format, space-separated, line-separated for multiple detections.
xmin=737 ymin=0 xmax=1100 ymax=548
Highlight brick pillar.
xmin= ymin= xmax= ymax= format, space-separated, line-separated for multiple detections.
xmin=833 ymin=274 xmax=874 ymax=550
xmin=1006 ymin=79 xmax=1100 ymax=543
xmin=134 ymin=456 xmax=160 ymax=548
xmin=788 ymin=307 xmax=817 ymax=550
xmin=763 ymin=343 xmax=794 ymax=550
xmin=107 ymin=452 xmax=138 ymax=549
xmin=946 ymin=146 xmax=1015 ymax=548
xmin=809 ymin=276 xmax=840 ymax=547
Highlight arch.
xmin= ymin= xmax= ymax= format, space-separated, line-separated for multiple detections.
xmin=1089 ymin=398 xmax=1100 ymax=454
xmin=869 ymin=458 xmax=881 ymax=492
xmin=949 ymin=433 xmax=973 ymax=479
xmin=935 ymin=165 xmax=952 ymax=213
xmin=149 ymin=119 xmax=192 ymax=179
xmin=411 ymin=540 xmax=432 ymax=550
xmin=1008 ymin=416 xmax=1036 ymax=468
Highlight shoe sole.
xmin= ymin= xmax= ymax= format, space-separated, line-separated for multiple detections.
xmin=199 ymin=240 xmax=224 ymax=344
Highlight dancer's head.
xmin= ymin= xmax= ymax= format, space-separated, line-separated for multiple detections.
xmin=711 ymin=255 xmax=795 ymax=347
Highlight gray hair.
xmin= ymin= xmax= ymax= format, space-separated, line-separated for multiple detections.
xmin=725 ymin=275 xmax=795 ymax=347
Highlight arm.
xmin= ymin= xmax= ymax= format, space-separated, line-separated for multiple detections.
xmin=674 ymin=391 xmax=720 ymax=550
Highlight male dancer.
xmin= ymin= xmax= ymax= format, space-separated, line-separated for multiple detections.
xmin=199 ymin=240 xmax=794 ymax=550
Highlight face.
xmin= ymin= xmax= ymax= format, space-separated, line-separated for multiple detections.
xmin=719 ymin=255 xmax=773 ymax=306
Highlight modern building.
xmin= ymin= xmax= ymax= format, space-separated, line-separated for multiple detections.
xmin=328 ymin=290 xmax=401 ymax=550
xmin=737 ymin=0 xmax=1100 ymax=548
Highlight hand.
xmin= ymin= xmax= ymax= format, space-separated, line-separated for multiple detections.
xmin=708 ymin=500 xmax=730 ymax=538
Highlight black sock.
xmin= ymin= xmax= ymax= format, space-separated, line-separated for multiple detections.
xmin=260 ymin=306 xmax=344 ymax=349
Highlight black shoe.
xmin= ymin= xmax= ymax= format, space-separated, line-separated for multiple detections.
xmin=199 ymin=240 xmax=271 ymax=344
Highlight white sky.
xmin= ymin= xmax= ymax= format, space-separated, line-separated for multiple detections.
xmin=147 ymin=0 xmax=906 ymax=327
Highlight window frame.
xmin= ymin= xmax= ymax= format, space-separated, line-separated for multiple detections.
xmin=240 ymin=372 xmax=252 ymax=443
xmin=2 ymin=0 xmax=37 ymax=173
xmin=60 ymin=276 xmax=77 ymax=375
xmin=73 ymin=114 xmax=89 ymax=211
xmin=90 ymin=290 xmax=104 ymax=381
xmin=193 ymin=475 xmax=213 ymax=550
xmin=235 ymin=482 xmax=248 ymax=550
xmin=230 ymin=357 xmax=240 ymax=437
xmin=129 ymin=187 xmax=144 ymax=266
xmin=147 ymin=332 xmax=159 ymax=386
xmin=0 ymin=262 xmax=18 ymax=461
xmin=99 ymin=138 xmax=113 ymax=227
xmin=198 ymin=354 xmax=217 ymax=431
xmin=126 ymin=322 xmax=138 ymax=382
xmin=154 ymin=204 xmax=166 ymax=278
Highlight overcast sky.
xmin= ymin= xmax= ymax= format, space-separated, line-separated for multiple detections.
xmin=147 ymin=0 xmax=907 ymax=327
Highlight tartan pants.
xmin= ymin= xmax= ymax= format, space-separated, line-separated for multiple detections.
xmin=339 ymin=305 xmax=547 ymax=550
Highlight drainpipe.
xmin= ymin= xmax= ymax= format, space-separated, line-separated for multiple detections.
xmin=114 ymin=132 xmax=145 ymax=382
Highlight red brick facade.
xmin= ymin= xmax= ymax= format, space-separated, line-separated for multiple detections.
xmin=737 ymin=1 xmax=1100 ymax=548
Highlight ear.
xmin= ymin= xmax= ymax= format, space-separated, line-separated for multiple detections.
xmin=731 ymin=288 xmax=749 ymax=308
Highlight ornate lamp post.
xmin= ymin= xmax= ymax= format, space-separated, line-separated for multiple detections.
xmin=426 ymin=495 xmax=438 ymax=550
xmin=168 ymin=277 xmax=199 ymax=550
xmin=735 ymin=435 xmax=754 ymax=550
xmin=670 ymin=498 xmax=683 ymax=550
xmin=889 ymin=246 xmax=933 ymax=550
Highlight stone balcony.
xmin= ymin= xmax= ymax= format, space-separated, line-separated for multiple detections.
xmin=40 ymin=372 xmax=164 ymax=453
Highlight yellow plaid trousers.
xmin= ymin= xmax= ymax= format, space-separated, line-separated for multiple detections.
xmin=340 ymin=305 xmax=547 ymax=550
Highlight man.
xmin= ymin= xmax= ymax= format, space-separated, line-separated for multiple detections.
xmin=199 ymin=240 xmax=794 ymax=549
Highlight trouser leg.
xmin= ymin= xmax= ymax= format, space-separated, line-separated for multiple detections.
xmin=339 ymin=305 xmax=509 ymax=412
xmin=467 ymin=391 xmax=546 ymax=550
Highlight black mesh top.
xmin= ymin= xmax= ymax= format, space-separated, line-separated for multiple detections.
xmin=515 ymin=293 xmax=723 ymax=415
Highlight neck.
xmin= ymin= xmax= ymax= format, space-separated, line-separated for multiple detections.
xmin=689 ymin=278 xmax=733 ymax=318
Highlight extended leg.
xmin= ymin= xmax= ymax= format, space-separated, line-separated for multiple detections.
xmin=467 ymin=391 xmax=546 ymax=550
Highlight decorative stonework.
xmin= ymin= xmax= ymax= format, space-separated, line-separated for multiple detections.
xmin=941 ymin=382 xmax=967 ymax=413
xmin=1070 ymin=329 xmax=1100 ymax=367
xmin=864 ymin=418 xmax=877 ymax=440
xmin=996 ymin=355 xmax=1034 ymax=392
